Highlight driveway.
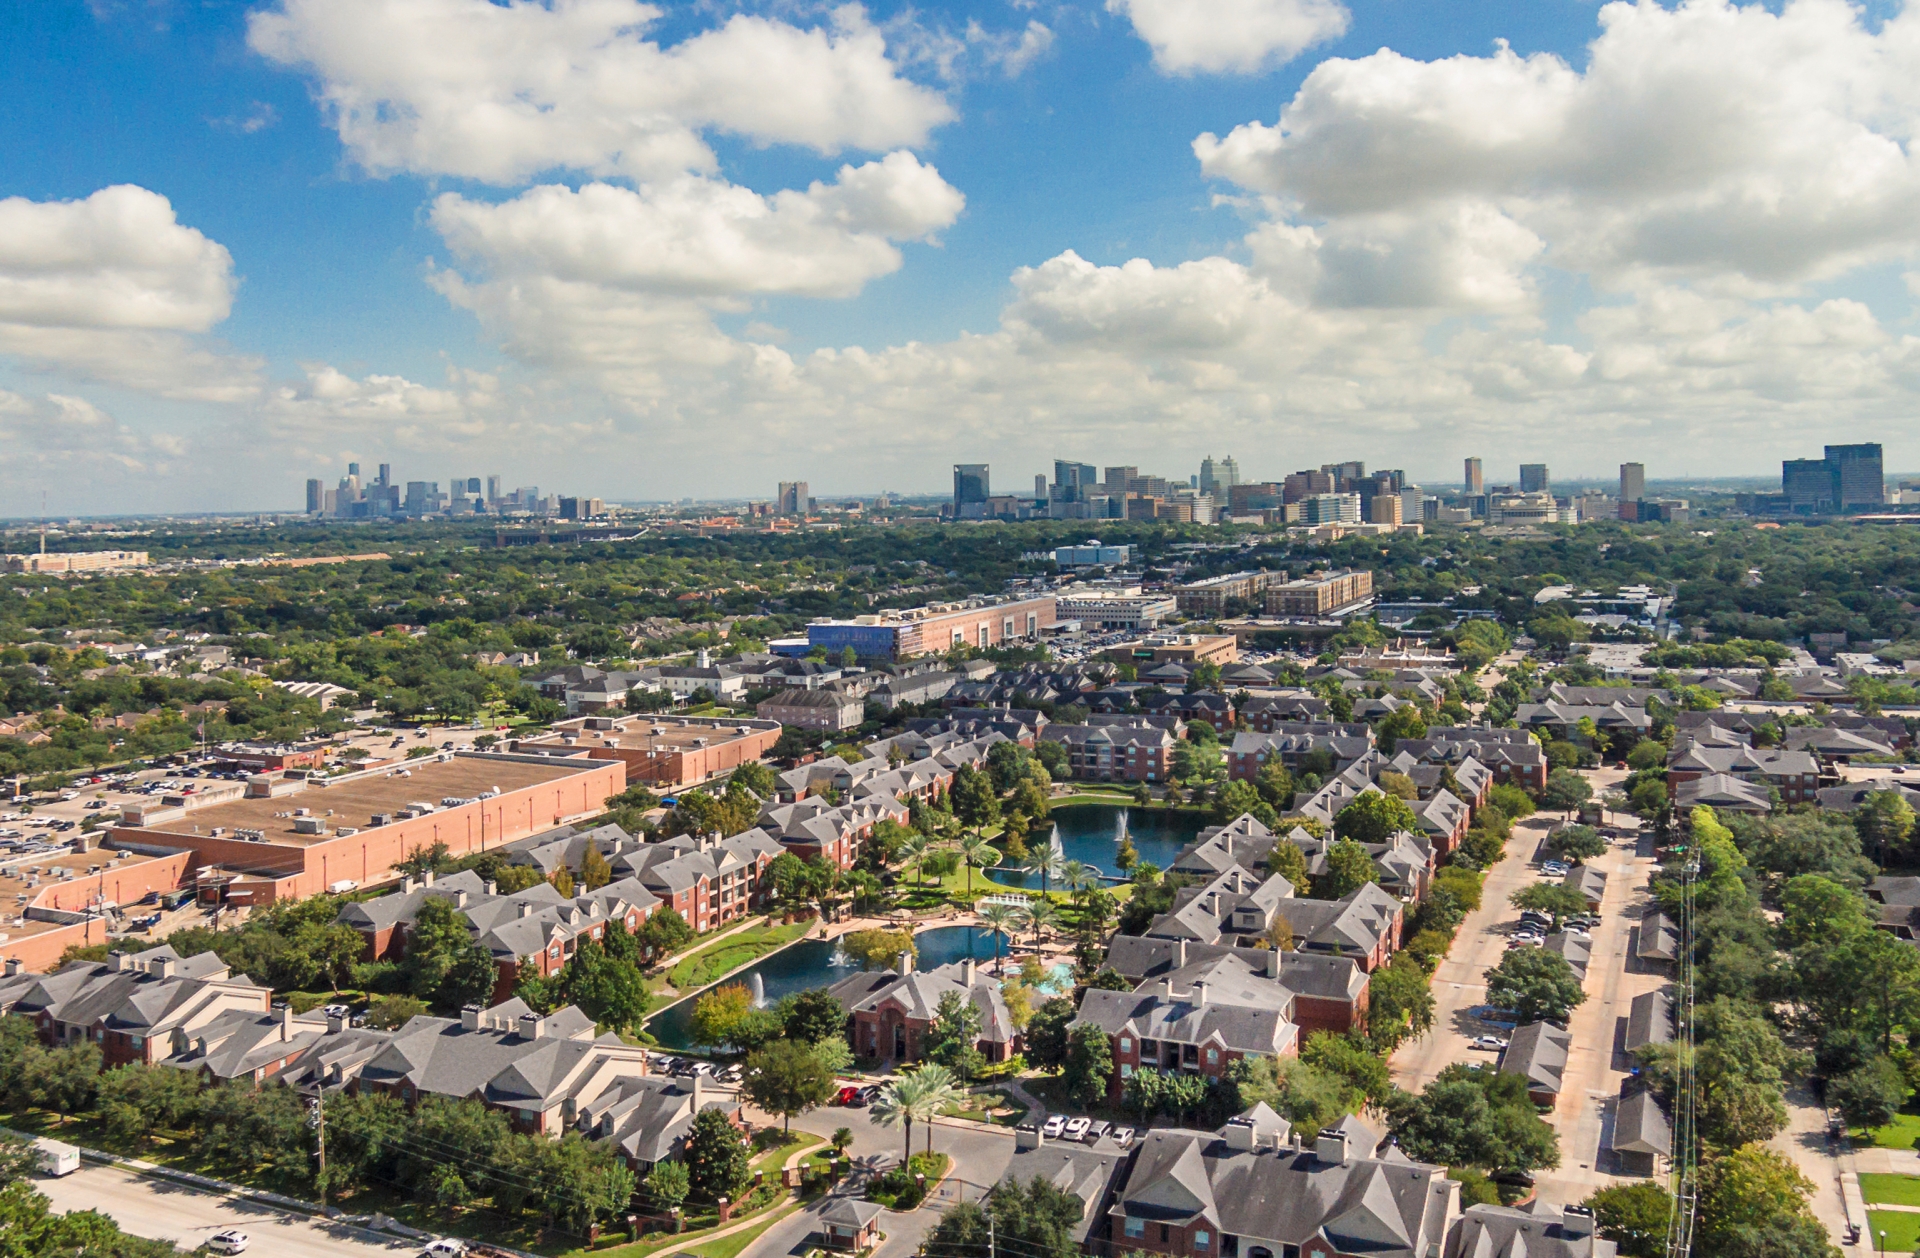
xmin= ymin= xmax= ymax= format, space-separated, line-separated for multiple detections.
xmin=38 ymin=1162 xmax=415 ymax=1258
xmin=738 ymin=1103 xmax=1019 ymax=1258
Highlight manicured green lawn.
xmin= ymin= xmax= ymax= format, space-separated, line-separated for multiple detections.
xmin=1867 ymin=1210 xmax=1920 ymax=1252
xmin=677 ymin=1205 xmax=803 ymax=1258
xmin=667 ymin=918 xmax=815 ymax=990
xmin=1855 ymin=1111 xmax=1920 ymax=1150
xmin=1860 ymin=1174 xmax=1920 ymax=1206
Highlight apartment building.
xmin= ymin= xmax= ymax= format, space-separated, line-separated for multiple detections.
xmin=1173 ymin=572 xmax=1275 ymax=615
xmin=515 ymin=714 xmax=782 ymax=791
xmin=0 ymin=945 xmax=272 ymax=1068
xmin=1039 ymin=721 xmax=1175 ymax=782
xmin=1262 ymin=570 xmax=1374 ymax=616
xmin=806 ymin=595 xmax=1056 ymax=662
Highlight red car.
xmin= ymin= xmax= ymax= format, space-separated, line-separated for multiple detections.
xmin=835 ymin=1086 xmax=864 ymax=1107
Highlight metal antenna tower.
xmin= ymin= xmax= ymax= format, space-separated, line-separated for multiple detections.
xmin=1665 ymin=855 xmax=1700 ymax=1258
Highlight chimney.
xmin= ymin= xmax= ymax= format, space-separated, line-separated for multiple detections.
xmin=402 ymin=876 xmax=418 ymax=894
xmin=109 ymin=951 xmax=131 ymax=972
xmin=1264 ymin=949 xmax=1281 ymax=979
xmin=1223 ymin=1117 xmax=1256 ymax=1152
xmin=484 ymin=880 xmax=497 ymax=898
xmin=4 ymin=958 xmax=21 ymax=977
xmin=423 ymin=870 xmax=436 ymax=887
xmin=962 ymin=958 xmax=976 ymax=987
xmin=326 ymin=1010 xmax=346 ymax=1034
xmin=1192 ymin=981 xmax=1208 ymax=1006
xmin=1561 ymin=1207 xmax=1594 ymax=1241
xmin=461 ymin=1004 xmax=483 ymax=1032
xmin=1314 ymin=1130 xmax=1348 ymax=1164
xmin=519 ymin=1013 xmax=545 ymax=1040
xmin=455 ymin=890 xmax=469 ymax=908
xmin=896 ymin=951 xmax=914 ymax=976
xmin=1174 ymin=939 xmax=1187 ymax=968
xmin=519 ymin=902 xmax=535 ymax=918
xmin=1015 ymin=1122 xmax=1043 ymax=1151
xmin=150 ymin=956 xmax=176 ymax=979
xmin=280 ymin=1004 xmax=295 ymax=1040
xmin=693 ymin=1073 xmax=705 ymax=1111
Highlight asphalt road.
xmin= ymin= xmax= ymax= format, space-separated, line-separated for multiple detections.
xmin=739 ymin=1102 xmax=1020 ymax=1258
xmin=38 ymin=1163 xmax=420 ymax=1258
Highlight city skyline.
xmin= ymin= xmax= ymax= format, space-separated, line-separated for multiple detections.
xmin=9 ymin=2 xmax=1920 ymax=512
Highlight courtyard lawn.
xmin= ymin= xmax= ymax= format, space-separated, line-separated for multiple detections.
xmin=1855 ymin=1111 xmax=1920 ymax=1151
xmin=666 ymin=918 xmax=815 ymax=991
xmin=1868 ymin=1210 xmax=1920 ymax=1252
xmin=1860 ymin=1174 xmax=1920 ymax=1206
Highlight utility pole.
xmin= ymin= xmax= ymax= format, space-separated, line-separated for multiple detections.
xmin=308 ymin=1095 xmax=327 ymax=1207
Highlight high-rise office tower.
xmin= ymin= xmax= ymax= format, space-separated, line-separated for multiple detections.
xmin=376 ymin=463 xmax=391 ymax=487
xmin=1399 ymin=487 xmax=1425 ymax=522
xmin=776 ymin=481 xmax=809 ymax=514
xmin=1199 ymin=456 xmax=1221 ymax=495
xmin=1321 ymin=461 xmax=1366 ymax=488
xmin=1221 ymin=455 xmax=1241 ymax=488
xmin=1054 ymin=461 xmax=1097 ymax=496
xmin=1034 ymin=474 xmax=1047 ymax=500
xmin=347 ymin=462 xmax=360 ymax=479
xmin=1520 ymin=464 xmax=1550 ymax=493
xmin=1619 ymin=463 xmax=1645 ymax=503
xmin=305 ymin=479 xmax=323 ymax=514
xmin=953 ymin=464 xmax=990 ymax=513
xmin=1827 ymin=444 xmax=1885 ymax=509
xmin=1464 ymin=458 xmax=1484 ymax=494
xmin=1782 ymin=459 xmax=1832 ymax=511
xmin=1103 ymin=466 xmax=1138 ymax=494
xmin=486 ymin=475 xmax=503 ymax=503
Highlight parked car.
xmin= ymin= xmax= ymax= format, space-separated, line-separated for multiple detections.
xmin=1042 ymin=1115 xmax=1066 ymax=1138
xmin=1518 ymin=911 xmax=1554 ymax=929
xmin=1084 ymin=1120 xmax=1110 ymax=1143
xmin=858 ymin=1085 xmax=883 ymax=1104
xmin=1110 ymin=1126 xmax=1137 ymax=1149
xmin=835 ymin=1086 xmax=862 ymax=1107
xmin=422 ymin=1240 xmax=470 ymax=1257
xmin=1507 ymin=937 xmax=1542 ymax=949
xmin=207 ymin=1231 xmax=250 ymax=1255
xmin=1469 ymin=1035 xmax=1508 ymax=1051
xmin=1063 ymin=1117 xmax=1091 ymax=1141
xmin=1540 ymin=862 xmax=1570 ymax=877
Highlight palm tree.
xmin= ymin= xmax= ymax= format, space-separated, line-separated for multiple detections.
xmin=1060 ymin=859 xmax=1096 ymax=906
xmin=1030 ymin=845 xmax=1066 ymax=896
xmin=958 ymin=833 xmax=998 ymax=896
xmin=1024 ymin=897 xmax=1061 ymax=948
xmin=977 ymin=901 xmax=1023 ymax=974
xmin=898 ymin=832 xmax=931 ymax=888
xmin=869 ymin=1065 xmax=962 ymax=1163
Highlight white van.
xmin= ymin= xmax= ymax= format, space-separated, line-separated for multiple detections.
xmin=34 ymin=1138 xmax=79 ymax=1177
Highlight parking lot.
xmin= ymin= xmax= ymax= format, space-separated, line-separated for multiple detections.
xmin=1389 ymin=768 xmax=1669 ymax=1203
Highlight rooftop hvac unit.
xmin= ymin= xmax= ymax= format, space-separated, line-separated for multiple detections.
xmin=370 ymin=814 xmax=392 ymax=827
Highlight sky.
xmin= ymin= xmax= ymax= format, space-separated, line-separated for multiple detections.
xmin=4 ymin=0 xmax=1920 ymax=514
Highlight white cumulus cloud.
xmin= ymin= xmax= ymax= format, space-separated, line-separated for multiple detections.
xmin=1107 ymin=0 xmax=1348 ymax=75
xmin=0 ymin=185 xmax=259 ymax=401
xmin=247 ymin=0 xmax=956 ymax=185
xmin=426 ymin=154 xmax=963 ymax=382
xmin=1196 ymin=0 xmax=1920 ymax=290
